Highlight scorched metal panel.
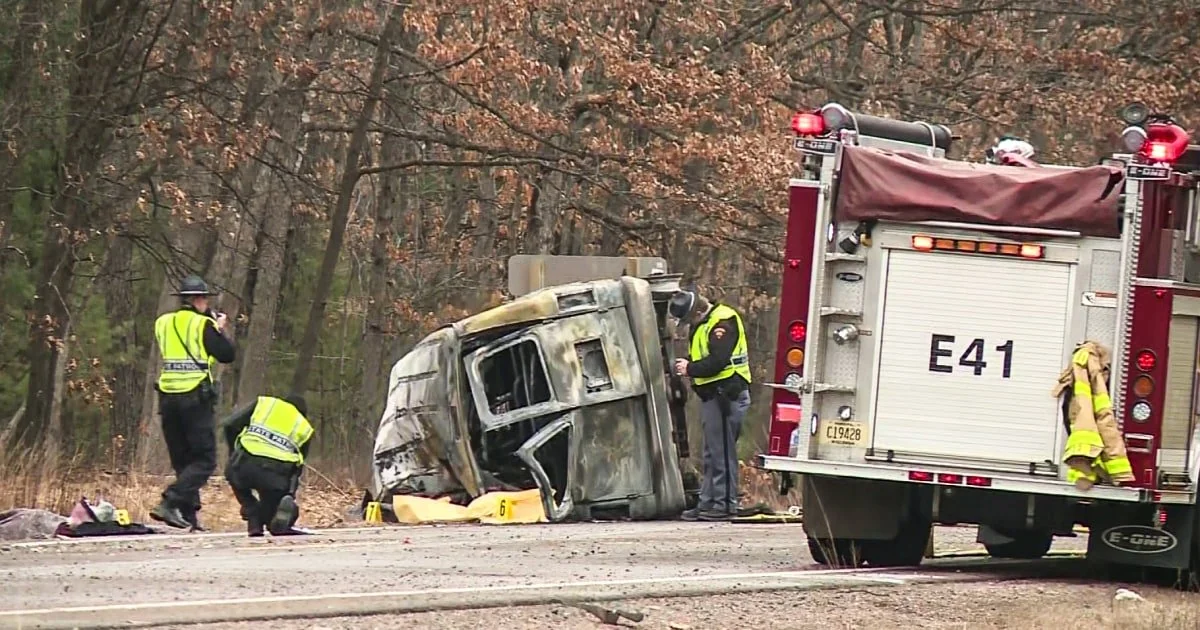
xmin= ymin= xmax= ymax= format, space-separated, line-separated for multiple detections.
xmin=871 ymin=249 xmax=1072 ymax=466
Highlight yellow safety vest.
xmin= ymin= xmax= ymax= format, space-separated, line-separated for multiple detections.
xmin=688 ymin=304 xmax=752 ymax=387
xmin=237 ymin=396 xmax=314 ymax=465
xmin=154 ymin=309 xmax=216 ymax=394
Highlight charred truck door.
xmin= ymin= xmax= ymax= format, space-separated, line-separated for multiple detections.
xmin=372 ymin=327 xmax=483 ymax=501
xmin=464 ymin=277 xmax=686 ymax=521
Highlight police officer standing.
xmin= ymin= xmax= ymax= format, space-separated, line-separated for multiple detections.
xmin=669 ymin=289 xmax=752 ymax=521
xmin=221 ymin=393 xmax=314 ymax=536
xmin=150 ymin=275 xmax=236 ymax=530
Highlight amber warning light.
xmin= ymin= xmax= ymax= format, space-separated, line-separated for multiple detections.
xmin=912 ymin=235 xmax=1043 ymax=259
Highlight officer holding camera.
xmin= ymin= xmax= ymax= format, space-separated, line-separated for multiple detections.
xmin=668 ymin=289 xmax=752 ymax=522
xmin=149 ymin=275 xmax=236 ymax=531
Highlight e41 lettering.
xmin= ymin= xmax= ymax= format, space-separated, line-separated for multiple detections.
xmin=928 ymin=334 xmax=1013 ymax=378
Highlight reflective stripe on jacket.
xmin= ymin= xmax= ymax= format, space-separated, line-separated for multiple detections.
xmin=1054 ymin=341 xmax=1135 ymax=489
xmin=688 ymin=304 xmax=752 ymax=387
xmin=237 ymin=396 xmax=314 ymax=465
xmin=154 ymin=310 xmax=216 ymax=394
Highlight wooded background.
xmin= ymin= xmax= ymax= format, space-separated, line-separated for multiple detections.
xmin=1 ymin=0 xmax=1197 ymax=483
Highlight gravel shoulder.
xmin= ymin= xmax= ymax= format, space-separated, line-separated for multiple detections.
xmin=184 ymin=581 xmax=1198 ymax=630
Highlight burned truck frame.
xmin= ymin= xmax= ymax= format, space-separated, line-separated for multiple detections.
xmin=369 ymin=259 xmax=692 ymax=522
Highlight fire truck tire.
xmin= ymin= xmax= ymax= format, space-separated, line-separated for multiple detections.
xmin=1181 ymin=505 xmax=1200 ymax=591
xmin=858 ymin=518 xmax=930 ymax=567
xmin=807 ymin=537 xmax=829 ymax=564
xmin=983 ymin=530 xmax=1053 ymax=559
xmin=807 ymin=537 xmax=864 ymax=567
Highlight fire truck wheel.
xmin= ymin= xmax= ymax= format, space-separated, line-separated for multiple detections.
xmin=807 ymin=537 xmax=864 ymax=568
xmin=807 ymin=536 xmax=829 ymax=564
xmin=982 ymin=530 xmax=1053 ymax=559
xmin=1181 ymin=515 xmax=1200 ymax=592
xmin=858 ymin=518 xmax=930 ymax=567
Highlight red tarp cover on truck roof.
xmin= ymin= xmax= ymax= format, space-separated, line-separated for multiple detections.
xmin=835 ymin=145 xmax=1125 ymax=238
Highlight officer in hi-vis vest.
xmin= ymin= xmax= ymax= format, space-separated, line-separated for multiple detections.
xmin=150 ymin=275 xmax=236 ymax=531
xmin=221 ymin=394 xmax=314 ymax=536
xmin=669 ymin=289 xmax=752 ymax=522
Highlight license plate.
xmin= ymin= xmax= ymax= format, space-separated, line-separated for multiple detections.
xmin=817 ymin=421 xmax=867 ymax=447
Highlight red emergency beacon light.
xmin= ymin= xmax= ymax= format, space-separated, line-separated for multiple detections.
xmin=1122 ymin=123 xmax=1191 ymax=162
xmin=1118 ymin=103 xmax=1192 ymax=164
xmin=791 ymin=112 xmax=825 ymax=136
xmin=790 ymin=103 xmax=852 ymax=137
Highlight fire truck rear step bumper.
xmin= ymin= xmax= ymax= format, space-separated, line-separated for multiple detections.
xmin=758 ymin=455 xmax=1194 ymax=504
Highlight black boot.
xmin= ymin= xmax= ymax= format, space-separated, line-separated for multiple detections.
xmin=268 ymin=495 xmax=298 ymax=535
xmin=247 ymin=517 xmax=264 ymax=537
xmin=150 ymin=501 xmax=190 ymax=529
xmin=182 ymin=507 xmax=205 ymax=532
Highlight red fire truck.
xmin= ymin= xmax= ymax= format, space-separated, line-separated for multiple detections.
xmin=759 ymin=101 xmax=1200 ymax=577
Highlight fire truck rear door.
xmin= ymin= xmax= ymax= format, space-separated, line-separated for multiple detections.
xmin=869 ymin=243 xmax=1073 ymax=472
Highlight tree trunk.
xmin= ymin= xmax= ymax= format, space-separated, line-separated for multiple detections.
xmin=235 ymin=183 xmax=291 ymax=406
xmin=100 ymin=235 xmax=145 ymax=468
xmin=204 ymin=59 xmax=282 ymax=403
xmin=360 ymin=139 xmax=408 ymax=423
xmin=14 ymin=0 xmax=147 ymax=455
xmin=133 ymin=278 xmax=179 ymax=473
xmin=471 ymin=169 xmax=501 ymax=287
xmin=290 ymin=7 xmax=403 ymax=395
xmin=206 ymin=211 xmax=256 ymax=331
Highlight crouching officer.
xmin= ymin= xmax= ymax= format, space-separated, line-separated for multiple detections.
xmin=221 ymin=394 xmax=314 ymax=536
xmin=150 ymin=275 xmax=236 ymax=531
xmin=669 ymin=290 xmax=752 ymax=522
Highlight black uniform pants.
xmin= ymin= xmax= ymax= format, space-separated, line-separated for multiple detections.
xmin=159 ymin=390 xmax=217 ymax=518
xmin=226 ymin=448 xmax=301 ymax=529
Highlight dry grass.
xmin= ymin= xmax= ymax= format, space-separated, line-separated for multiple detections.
xmin=1106 ymin=600 xmax=1200 ymax=629
xmin=1 ymin=451 xmax=792 ymax=536
xmin=0 ymin=453 xmax=363 ymax=532
xmin=1010 ymin=585 xmax=1200 ymax=630
xmin=739 ymin=461 xmax=802 ymax=511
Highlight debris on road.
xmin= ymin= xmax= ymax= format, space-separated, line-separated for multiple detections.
xmin=1 ymin=499 xmax=161 ymax=542
xmin=1113 ymin=587 xmax=1145 ymax=603
xmin=730 ymin=503 xmax=801 ymax=524
xmin=571 ymin=602 xmax=646 ymax=626
xmin=55 ymin=498 xmax=158 ymax=538
xmin=0 ymin=509 xmax=67 ymax=541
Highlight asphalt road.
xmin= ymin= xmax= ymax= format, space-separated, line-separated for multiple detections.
xmin=0 ymin=523 xmax=1090 ymax=629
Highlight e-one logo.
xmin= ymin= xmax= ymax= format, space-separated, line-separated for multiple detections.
xmin=1102 ymin=525 xmax=1178 ymax=554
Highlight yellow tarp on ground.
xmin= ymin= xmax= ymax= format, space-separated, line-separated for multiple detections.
xmin=391 ymin=488 xmax=547 ymax=525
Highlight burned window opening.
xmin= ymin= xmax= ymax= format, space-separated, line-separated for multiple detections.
xmin=474 ymin=415 xmax=568 ymax=494
xmin=557 ymin=290 xmax=597 ymax=310
xmin=479 ymin=339 xmax=552 ymax=416
xmin=576 ymin=339 xmax=613 ymax=393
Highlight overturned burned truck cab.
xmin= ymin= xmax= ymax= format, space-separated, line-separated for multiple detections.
xmin=369 ymin=260 xmax=690 ymax=522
